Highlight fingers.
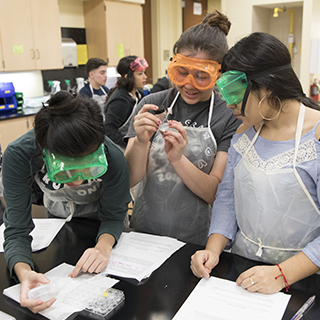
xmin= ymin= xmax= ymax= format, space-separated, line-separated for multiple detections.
xmin=162 ymin=121 xmax=187 ymax=147
xmin=24 ymin=298 xmax=56 ymax=314
xmin=236 ymin=267 xmax=262 ymax=293
xmin=69 ymin=248 xmax=108 ymax=278
xmin=134 ymin=105 xmax=162 ymax=142
xmin=190 ymin=250 xmax=215 ymax=279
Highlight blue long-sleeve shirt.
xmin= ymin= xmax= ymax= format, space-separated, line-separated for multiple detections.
xmin=209 ymin=123 xmax=320 ymax=268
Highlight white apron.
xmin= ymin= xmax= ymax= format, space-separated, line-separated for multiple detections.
xmin=89 ymin=83 xmax=108 ymax=114
xmin=131 ymin=92 xmax=217 ymax=246
xmin=232 ymin=104 xmax=320 ymax=263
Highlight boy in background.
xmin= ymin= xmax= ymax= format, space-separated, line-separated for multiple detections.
xmin=79 ymin=58 xmax=109 ymax=110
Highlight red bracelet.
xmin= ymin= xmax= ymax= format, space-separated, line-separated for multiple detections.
xmin=275 ymin=263 xmax=289 ymax=292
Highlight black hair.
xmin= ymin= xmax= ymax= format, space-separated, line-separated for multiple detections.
xmin=221 ymin=32 xmax=320 ymax=110
xmin=35 ymin=91 xmax=105 ymax=157
xmin=85 ymin=58 xmax=107 ymax=76
xmin=173 ymin=9 xmax=231 ymax=63
xmin=105 ymin=55 xmax=138 ymax=102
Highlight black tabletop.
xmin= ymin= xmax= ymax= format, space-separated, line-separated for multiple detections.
xmin=1 ymin=218 xmax=320 ymax=320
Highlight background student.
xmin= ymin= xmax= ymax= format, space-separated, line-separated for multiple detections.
xmin=79 ymin=57 xmax=109 ymax=111
xmin=2 ymin=91 xmax=131 ymax=313
xmin=104 ymin=55 xmax=148 ymax=151
xmin=124 ymin=10 xmax=241 ymax=246
xmin=191 ymin=32 xmax=320 ymax=294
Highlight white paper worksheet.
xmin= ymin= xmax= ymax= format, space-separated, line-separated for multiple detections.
xmin=172 ymin=277 xmax=291 ymax=320
xmin=0 ymin=219 xmax=66 ymax=252
xmin=3 ymin=263 xmax=119 ymax=320
xmin=103 ymin=231 xmax=186 ymax=282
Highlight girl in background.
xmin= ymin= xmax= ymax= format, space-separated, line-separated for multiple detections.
xmin=104 ymin=55 xmax=148 ymax=151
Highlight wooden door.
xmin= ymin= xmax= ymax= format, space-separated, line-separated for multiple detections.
xmin=105 ymin=1 xmax=144 ymax=66
xmin=183 ymin=0 xmax=207 ymax=31
xmin=30 ymin=0 xmax=63 ymax=70
xmin=0 ymin=0 xmax=35 ymax=71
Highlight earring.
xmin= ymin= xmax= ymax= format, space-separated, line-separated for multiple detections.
xmin=258 ymin=96 xmax=282 ymax=121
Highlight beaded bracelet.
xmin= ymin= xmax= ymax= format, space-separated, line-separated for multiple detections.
xmin=275 ymin=263 xmax=289 ymax=292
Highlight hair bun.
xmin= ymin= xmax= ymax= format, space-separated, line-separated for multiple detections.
xmin=202 ymin=10 xmax=231 ymax=36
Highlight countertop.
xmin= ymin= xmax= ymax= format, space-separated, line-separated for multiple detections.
xmin=0 ymin=95 xmax=50 ymax=121
xmin=0 ymin=106 xmax=42 ymax=121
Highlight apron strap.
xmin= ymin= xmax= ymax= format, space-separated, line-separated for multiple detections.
xmin=89 ymin=83 xmax=107 ymax=97
xmin=293 ymin=103 xmax=305 ymax=167
xmin=240 ymin=230 xmax=304 ymax=257
xmin=292 ymin=104 xmax=320 ymax=214
xmin=244 ymin=122 xmax=264 ymax=157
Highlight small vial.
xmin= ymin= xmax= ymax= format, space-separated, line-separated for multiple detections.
xmin=158 ymin=111 xmax=169 ymax=133
xmin=27 ymin=282 xmax=60 ymax=301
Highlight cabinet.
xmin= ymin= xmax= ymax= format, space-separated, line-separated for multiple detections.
xmin=0 ymin=115 xmax=35 ymax=151
xmin=0 ymin=39 xmax=3 ymax=71
xmin=84 ymin=0 xmax=144 ymax=67
xmin=0 ymin=0 xmax=63 ymax=71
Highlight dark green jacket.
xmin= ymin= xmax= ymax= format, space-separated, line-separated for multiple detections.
xmin=3 ymin=129 xmax=131 ymax=280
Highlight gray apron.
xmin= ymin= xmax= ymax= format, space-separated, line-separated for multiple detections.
xmin=232 ymin=104 xmax=320 ymax=263
xmin=35 ymin=172 xmax=103 ymax=221
xmin=131 ymin=92 xmax=217 ymax=246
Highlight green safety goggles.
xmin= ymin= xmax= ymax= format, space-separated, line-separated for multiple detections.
xmin=216 ymin=70 xmax=248 ymax=106
xmin=217 ymin=64 xmax=292 ymax=116
xmin=43 ymin=143 xmax=108 ymax=184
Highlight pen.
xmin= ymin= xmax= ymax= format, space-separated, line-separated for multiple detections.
xmin=290 ymin=295 xmax=316 ymax=320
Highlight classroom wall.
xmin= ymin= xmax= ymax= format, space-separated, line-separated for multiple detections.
xmin=1 ymin=0 xmax=318 ymax=97
xmin=221 ymin=0 xmax=319 ymax=95
xmin=208 ymin=0 xmax=221 ymax=12
xmin=150 ymin=0 xmax=182 ymax=82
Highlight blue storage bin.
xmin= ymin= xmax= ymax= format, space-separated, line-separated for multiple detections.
xmin=0 ymin=82 xmax=17 ymax=111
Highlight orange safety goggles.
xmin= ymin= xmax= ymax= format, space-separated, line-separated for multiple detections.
xmin=168 ymin=54 xmax=221 ymax=91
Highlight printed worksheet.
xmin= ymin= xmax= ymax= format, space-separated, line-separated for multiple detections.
xmin=172 ymin=277 xmax=291 ymax=320
xmin=103 ymin=231 xmax=186 ymax=281
xmin=0 ymin=219 xmax=65 ymax=252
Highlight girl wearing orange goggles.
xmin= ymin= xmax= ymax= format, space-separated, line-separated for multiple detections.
xmin=124 ymin=10 xmax=241 ymax=247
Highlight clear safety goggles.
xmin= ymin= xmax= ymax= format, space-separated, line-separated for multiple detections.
xmin=216 ymin=70 xmax=249 ymax=106
xmin=168 ymin=54 xmax=221 ymax=91
xmin=130 ymin=57 xmax=149 ymax=72
xmin=43 ymin=144 xmax=108 ymax=184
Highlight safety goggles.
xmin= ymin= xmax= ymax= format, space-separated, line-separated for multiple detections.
xmin=168 ymin=54 xmax=221 ymax=91
xmin=43 ymin=144 xmax=108 ymax=184
xmin=217 ymin=64 xmax=292 ymax=116
xmin=130 ymin=57 xmax=149 ymax=72
xmin=216 ymin=70 xmax=249 ymax=106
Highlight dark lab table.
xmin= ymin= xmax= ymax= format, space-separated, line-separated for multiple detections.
xmin=1 ymin=218 xmax=320 ymax=320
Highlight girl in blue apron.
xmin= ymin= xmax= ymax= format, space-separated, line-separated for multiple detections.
xmin=125 ymin=10 xmax=241 ymax=246
xmin=191 ymin=32 xmax=320 ymax=294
